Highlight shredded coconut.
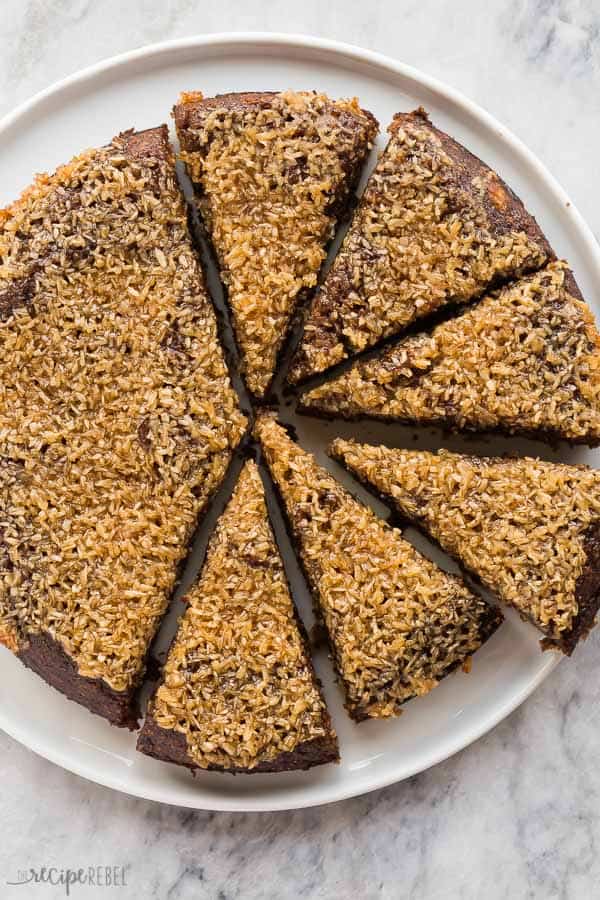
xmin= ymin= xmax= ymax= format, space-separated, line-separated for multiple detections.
xmin=290 ymin=108 xmax=551 ymax=382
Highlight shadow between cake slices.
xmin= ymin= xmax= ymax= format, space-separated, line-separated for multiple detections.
xmin=253 ymin=413 xmax=503 ymax=723
xmin=0 ymin=125 xmax=246 ymax=727
xmin=173 ymin=90 xmax=378 ymax=400
xmin=288 ymin=106 xmax=553 ymax=385
xmin=329 ymin=440 xmax=600 ymax=655
xmin=137 ymin=461 xmax=339 ymax=773
xmin=297 ymin=262 xmax=600 ymax=447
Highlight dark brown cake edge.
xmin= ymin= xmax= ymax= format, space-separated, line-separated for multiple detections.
xmin=329 ymin=444 xmax=598 ymax=656
xmin=391 ymin=108 xmax=553 ymax=251
xmin=18 ymin=632 xmax=139 ymax=729
xmin=119 ymin=124 xmax=172 ymax=162
xmin=137 ymin=716 xmax=339 ymax=774
xmin=298 ymin=397 xmax=600 ymax=449
xmin=174 ymin=91 xmax=279 ymax=136
xmin=544 ymin=524 xmax=600 ymax=656
xmin=173 ymin=91 xmax=378 ymax=157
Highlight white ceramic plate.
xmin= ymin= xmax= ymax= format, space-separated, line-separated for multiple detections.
xmin=1 ymin=33 xmax=598 ymax=812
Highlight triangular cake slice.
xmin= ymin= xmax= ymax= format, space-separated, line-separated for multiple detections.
xmin=137 ymin=461 xmax=338 ymax=772
xmin=174 ymin=90 xmax=378 ymax=398
xmin=330 ymin=441 xmax=600 ymax=654
xmin=254 ymin=415 xmax=502 ymax=720
xmin=0 ymin=127 xmax=247 ymax=727
xmin=300 ymin=262 xmax=600 ymax=444
xmin=289 ymin=108 xmax=552 ymax=383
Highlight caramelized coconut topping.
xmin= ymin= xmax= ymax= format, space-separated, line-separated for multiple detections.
xmin=0 ymin=127 xmax=246 ymax=692
xmin=143 ymin=461 xmax=337 ymax=771
xmin=331 ymin=441 xmax=600 ymax=652
xmin=289 ymin=108 xmax=551 ymax=382
xmin=301 ymin=262 xmax=600 ymax=444
xmin=174 ymin=90 xmax=378 ymax=397
xmin=255 ymin=415 xmax=501 ymax=720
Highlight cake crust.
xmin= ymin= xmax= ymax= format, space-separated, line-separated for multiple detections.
xmin=174 ymin=90 xmax=378 ymax=398
xmin=18 ymin=632 xmax=138 ymax=728
xmin=562 ymin=524 xmax=600 ymax=654
xmin=289 ymin=107 xmax=552 ymax=383
xmin=137 ymin=715 xmax=338 ymax=773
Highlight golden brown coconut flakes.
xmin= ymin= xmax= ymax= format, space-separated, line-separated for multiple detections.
xmin=0 ymin=133 xmax=246 ymax=691
xmin=149 ymin=461 xmax=335 ymax=770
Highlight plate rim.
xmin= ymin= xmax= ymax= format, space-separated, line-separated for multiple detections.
xmin=0 ymin=30 xmax=584 ymax=811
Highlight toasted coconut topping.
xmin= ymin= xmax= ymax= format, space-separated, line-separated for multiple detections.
xmin=302 ymin=262 xmax=600 ymax=443
xmin=0 ymin=128 xmax=246 ymax=692
xmin=255 ymin=415 xmax=501 ymax=720
xmin=330 ymin=441 xmax=600 ymax=646
xmin=146 ymin=461 xmax=336 ymax=770
xmin=289 ymin=108 xmax=551 ymax=382
xmin=174 ymin=90 xmax=378 ymax=397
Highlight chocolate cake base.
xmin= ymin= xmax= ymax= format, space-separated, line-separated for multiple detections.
xmin=18 ymin=632 xmax=139 ymax=729
xmin=551 ymin=526 xmax=600 ymax=655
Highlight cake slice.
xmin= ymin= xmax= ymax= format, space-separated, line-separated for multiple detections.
xmin=289 ymin=107 xmax=552 ymax=383
xmin=330 ymin=441 xmax=600 ymax=654
xmin=137 ymin=461 xmax=338 ymax=772
xmin=174 ymin=90 xmax=378 ymax=398
xmin=0 ymin=127 xmax=247 ymax=727
xmin=300 ymin=262 xmax=600 ymax=444
xmin=254 ymin=415 xmax=502 ymax=720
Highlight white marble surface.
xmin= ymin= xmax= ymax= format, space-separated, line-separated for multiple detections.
xmin=2 ymin=1 xmax=600 ymax=897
